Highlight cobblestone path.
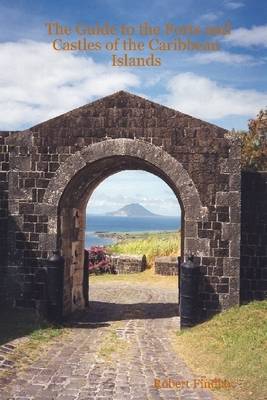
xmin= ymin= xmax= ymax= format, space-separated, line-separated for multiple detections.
xmin=1 ymin=282 xmax=213 ymax=400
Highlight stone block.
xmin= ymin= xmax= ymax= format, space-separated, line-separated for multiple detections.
xmin=222 ymin=223 xmax=240 ymax=241
xmin=216 ymin=191 xmax=240 ymax=207
xmin=184 ymin=220 xmax=197 ymax=238
xmin=220 ymin=159 xmax=240 ymax=174
xmin=154 ymin=256 xmax=178 ymax=275
xmin=230 ymin=239 xmax=240 ymax=258
xmin=185 ymin=238 xmax=210 ymax=257
xmin=109 ymin=254 xmax=147 ymax=274
xmin=229 ymin=174 xmax=241 ymax=191
xmin=223 ymin=258 xmax=240 ymax=276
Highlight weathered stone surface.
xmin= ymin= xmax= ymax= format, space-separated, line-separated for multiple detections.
xmin=222 ymin=223 xmax=240 ymax=241
xmin=216 ymin=191 xmax=240 ymax=207
xmin=0 ymin=282 xmax=214 ymax=400
xmin=9 ymin=155 xmax=31 ymax=171
xmin=0 ymin=91 xmax=244 ymax=319
xmin=109 ymin=254 xmax=147 ymax=274
xmin=223 ymin=258 xmax=240 ymax=276
xmin=229 ymin=174 xmax=241 ymax=191
xmin=185 ymin=238 xmax=210 ymax=257
xmin=155 ymin=256 xmax=178 ymax=275
xmin=240 ymin=171 xmax=267 ymax=302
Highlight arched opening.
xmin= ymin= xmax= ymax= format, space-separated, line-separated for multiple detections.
xmin=43 ymin=139 xmax=206 ymax=316
xmin=86 ymin=170 xmax=181 ymax=246
xmin=58 ymin=156 xmax=184 ymax=313
xmin=84 ymin=170 xmax=182 ymax=319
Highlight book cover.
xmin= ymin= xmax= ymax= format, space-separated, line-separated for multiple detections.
xmin=0 ymin=1 xmax=266 ymax=400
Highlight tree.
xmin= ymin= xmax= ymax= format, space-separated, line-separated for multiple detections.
xmin=239 ymin=109 xmax=267 ymax=171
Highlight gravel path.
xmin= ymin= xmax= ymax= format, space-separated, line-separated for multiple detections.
xmin=1 ymin=282 xmax=213 ymax=400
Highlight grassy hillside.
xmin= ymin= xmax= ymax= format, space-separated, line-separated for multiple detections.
xmin=107 ymin=231 xmax=181 ymax=267
xmin=171 ymin=300 xmax=267 ymax=400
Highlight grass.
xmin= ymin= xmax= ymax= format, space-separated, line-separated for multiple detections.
xmin=171 ymin=300 xmax=267 ymax=400
xmin=0 ymin=307 xmax=64 ymax=346
xmin=12 ymin=325 xmax=65 ymax=368
xmin=0 ymin=307 xmax=67 ymax=381
xmin=28 ymin=325 xmax=64 ymax=343
xmin=97 ymin=322 xmax=129 ymax=361
xmin=107 ymin=231 xmax=181 ymax=267
xmin=91 ymin=231 xmax=180 ymax=289
xmin=90 ymin=267 xmax=178 ymax=290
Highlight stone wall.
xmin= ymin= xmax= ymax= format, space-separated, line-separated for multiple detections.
xmin=0 ymin=132 xmax=10 ymax=305
xmin=0 ymin=91 xmax=242 ymax=319
xmin=241 ymin=171 xmax=267 ymax=302
xmin=109 ymin=254 xmax=147 ymax=274
xmin=155 ymin=256 xmax=178 ymax=276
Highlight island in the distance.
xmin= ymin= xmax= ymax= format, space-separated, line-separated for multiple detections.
xmin=106 ymin=203 xmax=162 ymax=217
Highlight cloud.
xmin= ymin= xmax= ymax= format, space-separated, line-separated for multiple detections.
xmin=188 ymin=51 xmax=262 ymax=65
xmin=198 ymin=12 xmax=221 ymax=22
xmin=0 ymin=40 xmax=140 ymax=130
xmin=161 ymin=72 xmax=267 ymax=120
xmin=224 ymin=1 xmax=245 ymax=10
xmin=225 ymin=25 xmax=267 ymax=47
xmin=86 ymin=171 xmax=181 ymax=216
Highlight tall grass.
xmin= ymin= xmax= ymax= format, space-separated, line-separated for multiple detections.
xmin=171 ymin=300 xmax=267 ymax=400
xmin=108 ymin=231 xmax=180 ymax=267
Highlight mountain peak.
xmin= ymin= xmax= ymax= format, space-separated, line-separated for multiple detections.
xmin=107 ymin=203 xmax=160 ymax=217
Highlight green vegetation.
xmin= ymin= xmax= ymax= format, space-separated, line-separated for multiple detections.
xmin=171 ymin=300 xmax=267 ymax=400
xmin=0 ymin=307 xmax=66 ymax=380
xmin=98 ymin=322 xmax=129 ymax=361
xmin=28 ymin=325 xmax=63 ymax=343
xmin=0 ymin=307 xmax=64 ymax=346
xmin=107 ymin=231 xmax=180 ymax=267
xmin=233 ymin=108 xmax=267 ymax=171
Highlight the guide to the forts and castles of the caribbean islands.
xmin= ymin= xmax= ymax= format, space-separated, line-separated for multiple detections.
xmin=0 ymin=1 xmax=266 ymax=400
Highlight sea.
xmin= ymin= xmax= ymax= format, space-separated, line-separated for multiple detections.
xmin=85 ymin=215 xmax=181 ymax=247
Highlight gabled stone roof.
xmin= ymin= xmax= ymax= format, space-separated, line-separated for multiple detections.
xmin=29 ymin=90 xmax=226 ymax=135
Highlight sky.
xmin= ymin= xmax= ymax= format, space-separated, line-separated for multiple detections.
xmin=0 ymin=0 xmax=266 ymax=215
xmin=86 ymin=171 xmax=181 ymax=216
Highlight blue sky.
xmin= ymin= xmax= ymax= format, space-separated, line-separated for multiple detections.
xmin=86 ymin=171 xmax=181 ymax=216
xmin=0 ymin=0 xmax=266 ymax=215
xmin=0 ymin=0 xmax=266 ymax=129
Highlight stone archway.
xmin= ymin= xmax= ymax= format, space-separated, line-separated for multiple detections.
xmin=42 ymin=139 xmax=208 ymax=315
xmin=2 ymin=91 xmax=241 ymax=319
